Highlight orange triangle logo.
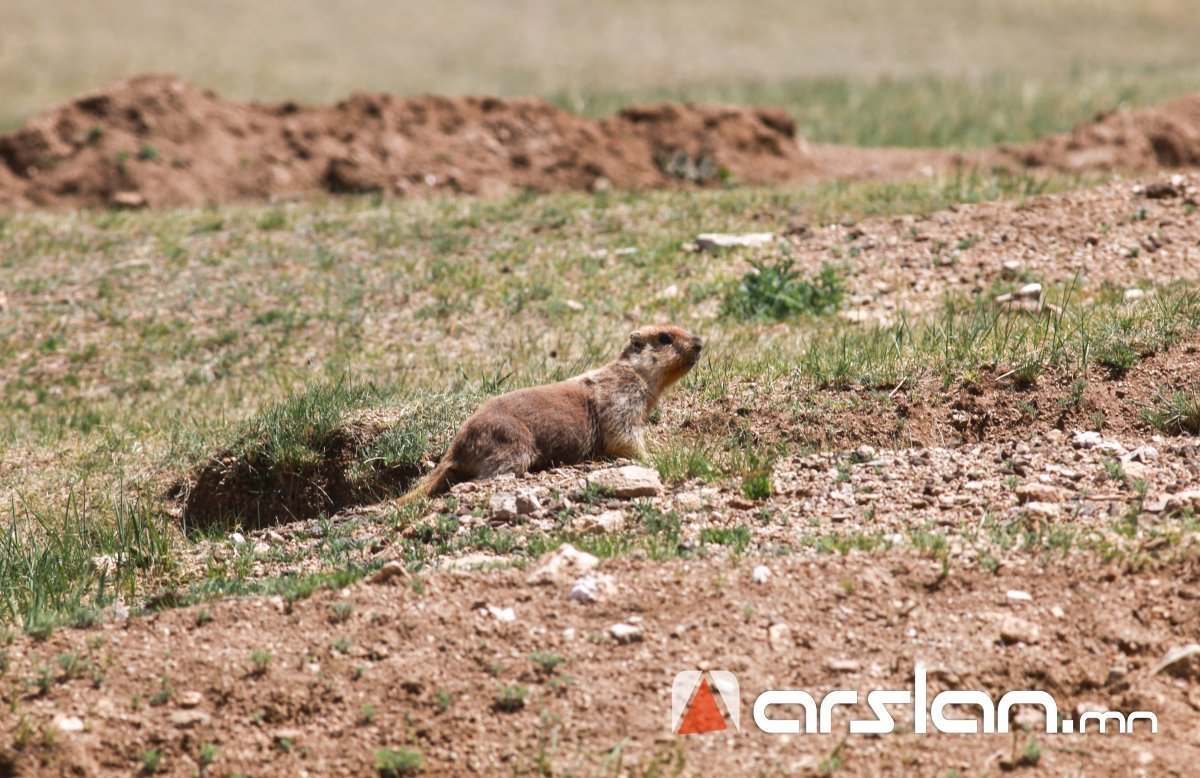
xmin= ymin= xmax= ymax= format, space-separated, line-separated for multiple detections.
xmin=676 ymin=677 xmax=728 ymax=734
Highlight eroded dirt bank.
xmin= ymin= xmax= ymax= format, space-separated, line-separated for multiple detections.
xmin=5 ymin=75 xmax=1200 ymax=210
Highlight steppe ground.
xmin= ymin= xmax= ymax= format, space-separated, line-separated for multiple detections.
xmin=3 ymin=1 xmax=1200 ymax=776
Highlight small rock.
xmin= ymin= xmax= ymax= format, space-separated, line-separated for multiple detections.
xmin=111 ymin=191 xmax=146 ymax=208
xmin=767 ymin=622 xmax=791 ymax=650
xmin=178 ymin=691 xmax=203 ymax=708
xmin=564 ymin=299 xmax=585 ymax=312
xmin=854 ymin=444 xmax=877 ymax=461
xmin=527 ymin=544 xmax=599 ymax=585
xmin=568 ymin=574 xmax=615 ymax=604
xmin=1023 ymin=502 xmax=1060 ymax=520
xmin=169 ymin=710 xmax=211 ymax=728
xmin=587 ymin=465 xmax=662 ymax=498
xmin=489 ymin=493 xmax=518 ymax=522
xmin=751 ymin=565 xmax=771 ymax=584
xmin=367 ymin=560 xmax=408 ymax=585
xmin=1151 ymin=643 xmax=1200 ymax=679
xmin=485 ymin=605 xmax=516 ymax=623
xmin=1000 ymin=259 xmax=1023 ymax=280
xmin=572 ymin=509 xmax=626 ymax=534
xmin=53 ymin=715 xmax=84 ymax=733
xmin=609 ymin=623 xmax=643 ymax=644
xmin=1015 ymin=483 xmax=1062 ymax=503
xmin=1163 ymin=490 xmax=1200 ymax=513
xmin=998 ymin=615 xmax=1040 ymax=645
xmin=1014 ymin=282 xmax=1042 ymax=300
xmin=1006 ymin=589 xmax=1032 ymax=602
xmin=515 ymin=489 xmax=542 ymax=515
xmin=826 ymin=658 xmax=861 ymax=673
xmin=695 ymin=232 xmax=774 ymax=251
xmin=1124 ymin=288 xmax=1146 ymax=303
xmin=229 ymin=532 xmax=246 ymax=544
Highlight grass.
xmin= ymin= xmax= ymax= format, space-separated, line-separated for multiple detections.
xmin=1 ymin=162 xmax=1199 ymax=625
xmin=5 ymin=0 xmax=1200 ymax=142
xmin=1141 ymin=389 xmax=1200 ymax=435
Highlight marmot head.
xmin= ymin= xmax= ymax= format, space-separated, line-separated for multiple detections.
xmin=619 ymin=324 xmax=704 ymax=392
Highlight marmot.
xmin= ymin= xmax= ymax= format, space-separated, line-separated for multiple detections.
xmin=398 ymin=324 xmax=703 ymax=501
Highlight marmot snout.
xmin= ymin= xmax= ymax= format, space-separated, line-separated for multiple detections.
xmin=399 ymin=324 xmax=702 ymax=501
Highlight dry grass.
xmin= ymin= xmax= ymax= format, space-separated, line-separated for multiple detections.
xmin=3 ymin=0 xmax=1200 ymax=140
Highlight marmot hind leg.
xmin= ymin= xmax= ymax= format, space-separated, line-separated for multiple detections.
xmin=456 ymin=414 xmax=538 ymax=480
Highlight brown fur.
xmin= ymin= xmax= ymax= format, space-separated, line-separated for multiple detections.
xmin=397 ymin=325 xmax=703 ymax=502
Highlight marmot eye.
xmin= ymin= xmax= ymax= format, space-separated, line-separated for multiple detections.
xmin=657 ymin=333 xmax=673 ymax=345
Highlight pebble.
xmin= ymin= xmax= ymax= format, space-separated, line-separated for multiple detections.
xmin=572 ymin=510 xmax=626 ymax=534
xmin=587 ymin=465 xmax=663 ymax=498
xmin=53 ymin=715 xmax=84 ymax=733
xmin=695 ymin=232 xmax=774 ymax=250
xmin=751 ymin=565 xmax=771 ymax=584
xmin=609 ymin=623 xmax=643 ymax=644
xmin=489 ymin=493 xmax=518 ymax=522
xmin=998 ymin=615 xmax=1040 ymax=645
xmin=527 ymin=544 xmax=599 ymax=585
xmin=484 ymin=605 xmax=516 ymax=622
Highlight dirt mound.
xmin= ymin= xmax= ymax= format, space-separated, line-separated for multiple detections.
xmin=6 ymin=75 xmax=1200 ymax=210
xmin=175 ymin=409 xmax=423 ymax=530
xmin=0 ymin=75 xmax=815 ymax=210
xmin=995 ymin=92 xmax=1200 ymax=172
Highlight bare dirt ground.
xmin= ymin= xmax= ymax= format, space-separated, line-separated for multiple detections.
xmin=4 ymin=555 xmax=1199 ymax=776
xmin=5 ymin=75 xmax=1200 ymax=210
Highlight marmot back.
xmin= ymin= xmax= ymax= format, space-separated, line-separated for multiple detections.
xmin=398 ymin=324 xmax=703 ymax=501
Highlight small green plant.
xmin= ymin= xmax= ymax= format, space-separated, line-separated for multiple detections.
xmin=359 ymin=703 xmax=376 ymax=724
xmin=141 ymin=748 xmax=163 ymax=774
xmin=1141 ymin=389 xmax=1200 ymax=435
xmin=494 ymin=684 xmax=528 ymax=712
xmin=150 ymin=675 xmax=174 ymax=706
xmin=722 ymin=259 xmax=844 ymax=321
xmin=374 ymin=747 xmax=422 ymax=777
xmin=250 ymin=649 xmax=274 ymax=676
xmin=195 ymin=609 xmax=213 ymax=626
xmin=330 ymin=601 xmax=355 ymax=623
xmin=199 ymin=743 xmax=219 ymax=768
xmin=435 ymin=689 xmax=453 ymax=712
xmin=137 ymin=144 xmax=160 ymax=161
xmin=530 ymin=651 xmax=564 ymax=675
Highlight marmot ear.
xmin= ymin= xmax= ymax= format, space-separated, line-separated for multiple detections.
xmin=629 ymin=330 xmax=645 ymax=347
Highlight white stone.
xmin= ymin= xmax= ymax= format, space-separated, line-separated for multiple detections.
xmin=1005 ymin=589 xmax=1032 ymax=602
xmin=54 ymin=715 xmax=84 ymax=733
xmin=587 ymin=465 xmax=662 ymax=498
xmin=695 ymin=232 xmax=774 ymax=251
xmin=488 ymin=493 xmax=518 ymax=522
xmin=609 ymin=623 xmax=643 ymax=643
xmin=515 ymin=489 xmax=542 ymax=515
xmin=568 ymin=574 xmax=615 ymax=604
xmin=485 ymin=605 xmax=516 ymax=622
xmin=751 ymin=565 xmax=771 ymax=584
xmin=527 ymin=543 xmax=599 ymax=585
xmin=998 ymin=615 xmax=1040 ymax=644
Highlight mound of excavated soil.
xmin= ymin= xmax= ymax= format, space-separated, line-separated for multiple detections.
xmin=996 ymin=92 xmax=1200 ymax=172
xmin=175 ymin=409 xmax=424 ymax=530
xmin=6 ymin=75 xmax=1200 ymax=210
xmin=0 ymin=75 xmax=816 ymax=210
